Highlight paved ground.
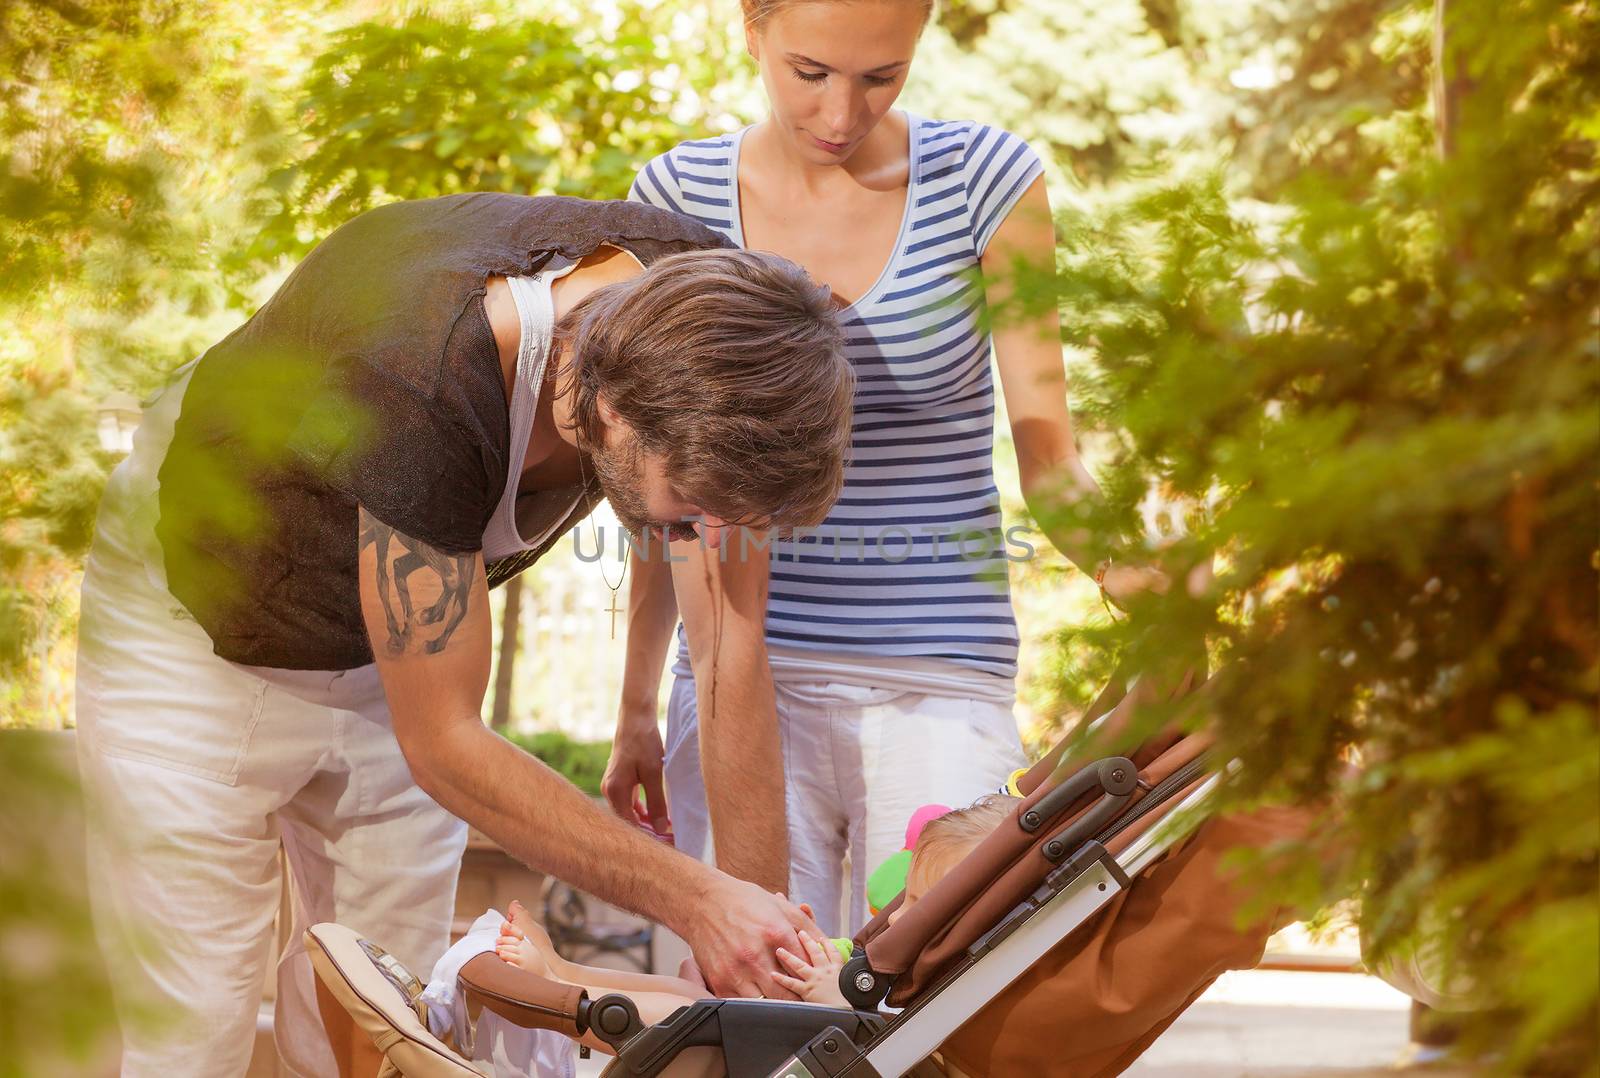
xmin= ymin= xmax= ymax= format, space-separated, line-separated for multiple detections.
xmin=575 ymin=969 xmax=1414 ymax=1076
xmin=1125 ymin=970 xmax=1412 ymax=1076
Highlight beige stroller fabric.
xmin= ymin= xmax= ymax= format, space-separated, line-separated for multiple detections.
xmin=855 ymin=728 xmax=1213 ymax=999
xmin=305 ymin=923 xmax=489 ymax=1078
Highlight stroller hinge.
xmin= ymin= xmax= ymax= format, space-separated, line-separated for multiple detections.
xmin=1022 ymin=756 xmax=1139 ymax=834
xmin=841 ymin=954 xmax=894 ymax=1010
xmin=579 ymin=992 xmax=645 ymax=1051
xmin=1056 ymin=840 xmax=1131 ymax=890
xmin=782 ymin=1025 xmax=885 ymax=1077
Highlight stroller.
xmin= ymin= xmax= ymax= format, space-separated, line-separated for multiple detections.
xmin=310 ymin=669 xmax=1310 ymax=1077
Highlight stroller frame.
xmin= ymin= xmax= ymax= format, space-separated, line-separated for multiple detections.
xmin=825 ymin=782 xmax=1216 ymax=1078
xmin=592 ymin=772 xmax=1220 ymax=1078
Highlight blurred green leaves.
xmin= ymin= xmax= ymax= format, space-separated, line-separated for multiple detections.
xmin=1027 ymin=0 xmax=1597 ymax=1066
xmin=251 ymin=6 xmax=746 ymax=263
xmin=0 ymin=0 xmax=1594 ymax=1067
xmin=0 ymin=733 xmax=119 ymax=1075
xmin=0 ymin=0 xmax=286 ymax=309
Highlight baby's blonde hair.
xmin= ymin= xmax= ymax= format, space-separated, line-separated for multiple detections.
xmin=907 ymin=794 xmax=1019 ymax=890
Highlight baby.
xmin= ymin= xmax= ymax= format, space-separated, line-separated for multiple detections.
xmin=493 ymin=793 xmax=1021 ymax=1052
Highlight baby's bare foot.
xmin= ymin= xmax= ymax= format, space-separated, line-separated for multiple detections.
xmin=508 ymin=901 xmax=561 ymax=956
xmin=504 ymin=900 xmax=575 ymax=978
xmin=494 ymin=931 xmax=553 ymax=977
xmin=507 ymin=899 xmax=536 ymax=934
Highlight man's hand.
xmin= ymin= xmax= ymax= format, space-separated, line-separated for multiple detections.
xmin=602 ymin=706 xmax=672 ymax=841
xmin=681 ymin=875 xmax=819 ymax=1000
xmin=1101 ymin=563 xmax=1171 ymax=608
xmin=609 ymin=540 xmax=679 ymax=840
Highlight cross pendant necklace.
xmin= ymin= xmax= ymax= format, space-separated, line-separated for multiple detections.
xmin=574 ymin=437 xmax=627 ymax=640
xmin=606 ymin=590 xmax=624 ymax=640
xmin=587 ymin=516 xmax=627 ymax=640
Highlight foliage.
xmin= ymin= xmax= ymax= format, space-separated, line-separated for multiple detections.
xmin=502 ymin=729 xmax=613 ymax=797
xmin=913 ymin=0 xmax=1236 ymax=188
xmin=0 ymin=0 xmax=300 ymax=312
xmin=0 ymin=0 xmax=315 ymax=724
xmin=2 ymin=0 xmax=1595 ymax=1067
xmin=2 ymin=0 xmax=218 ymax=304
xmin=0 ymin=733 xmax=118 ymax=1076
xmin=0 ymin=371 xmax=110 ymax=730
xmin=1021 ymin=0 xmax=1599 ymax=1066
xmin=250 ymin=4 xmax=750 ymax=264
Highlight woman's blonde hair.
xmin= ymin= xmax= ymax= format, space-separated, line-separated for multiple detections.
xmin=555 ymin=247 xmax=854 ymax=531
xmin=741 ymin=0 xmax=935 ymax=30
xmin=909 ymin=794 xmax=1020 ymax=886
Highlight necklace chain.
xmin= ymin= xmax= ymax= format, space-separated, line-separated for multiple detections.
xmin=574 ymin=434 xmax=626 ymax=595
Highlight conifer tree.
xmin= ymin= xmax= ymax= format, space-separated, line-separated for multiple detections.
xmin=1037 ymin=0 xmax=1597 ymax=1064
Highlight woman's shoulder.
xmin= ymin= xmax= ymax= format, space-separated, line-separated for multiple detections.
xmin=912 ymin=116 xmax=1036 ymax=162
xmin=637 ymin=132 xmax=739 ymax=180
xmin=631 ymin=132 xmax=743 ymax=239
xmin=631 ymin=132 xmax=740 ymax=209
xmin=911 ymin=117 xmax=1044 ymax=253
xmin=663 ymin=130 xmax=741 ymax=157
xmin=913 ymin=117 xmax=1041 ymax=194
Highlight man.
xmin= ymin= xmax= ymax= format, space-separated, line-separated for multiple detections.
xmin=74 ymin=193 xmax=855 ymax=1075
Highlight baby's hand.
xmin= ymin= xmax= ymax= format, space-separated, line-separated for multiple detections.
xmin=771 ymin=931 xmax=848 ymax=1008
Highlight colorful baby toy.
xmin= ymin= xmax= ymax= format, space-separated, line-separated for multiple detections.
xmin=865 ymin=802 xmax=953 ymax=916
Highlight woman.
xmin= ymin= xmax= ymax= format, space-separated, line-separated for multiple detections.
xmin=605 ymin=0 xmax=1164 ymax=937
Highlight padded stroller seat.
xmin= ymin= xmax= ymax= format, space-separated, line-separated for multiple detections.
xmin=308 ymin=920 xmax=884 ymax=1077
xmin=306 ymin=923 xmax=488 ymax=1078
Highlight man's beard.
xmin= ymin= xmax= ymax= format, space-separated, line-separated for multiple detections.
xmin=588 ymin=434 xmax=653 ymax=538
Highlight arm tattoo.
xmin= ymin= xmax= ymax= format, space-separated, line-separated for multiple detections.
xmin=359 ymin=508 xmax=475 ymax=655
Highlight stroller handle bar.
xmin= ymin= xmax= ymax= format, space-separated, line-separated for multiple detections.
xmin=457 ymin=953 xmax=646 ymax=1051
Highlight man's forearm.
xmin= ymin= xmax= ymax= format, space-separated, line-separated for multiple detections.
xmin=620 ymin=547 xmax=680 ymax=714
xmin=405 ymin=715 xmax=711 ymax=934
xmin=692 ymin=635 xmax=789 ymax=893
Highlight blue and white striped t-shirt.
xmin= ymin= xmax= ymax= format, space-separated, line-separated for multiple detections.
xmin=631 ymin=114 xmax=1044 ymax=680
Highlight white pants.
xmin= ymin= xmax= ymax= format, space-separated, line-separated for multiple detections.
xmin=663 ymin=675 xmax=1027 ymax=938
xmin=74 ymin=366 xmax=466 ymax=1077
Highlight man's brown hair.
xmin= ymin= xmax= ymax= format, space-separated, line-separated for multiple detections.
xmin=555 ymin=247 xmax=854 ymax=530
